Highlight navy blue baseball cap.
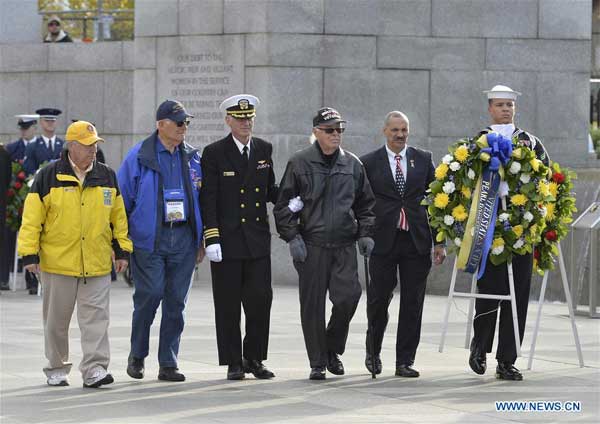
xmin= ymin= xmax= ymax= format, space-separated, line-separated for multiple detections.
xmin=156 ymin=100 xmax=194 ymax=122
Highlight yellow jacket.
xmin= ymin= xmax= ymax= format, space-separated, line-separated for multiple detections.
xmin=18 ymin=154 xmax=133 ymax=277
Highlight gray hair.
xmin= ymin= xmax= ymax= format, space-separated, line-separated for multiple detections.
xmin=384 ymin=111 xmax=409 ymax=127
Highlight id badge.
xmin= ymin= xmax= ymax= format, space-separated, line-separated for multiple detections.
xmin=163 ymin=188 xmax=186 ymax=222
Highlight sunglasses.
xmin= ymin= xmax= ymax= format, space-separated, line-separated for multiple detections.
xmin=48 ymin=22 xmax=60 ymax=27
xmin=173 ymin=120 xmax=191 ymax=127
xmin=317 ymin=127 xmax=345 ymax=134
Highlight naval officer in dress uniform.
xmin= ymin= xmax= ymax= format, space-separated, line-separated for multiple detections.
xmin=23 ymin=108 xmax=64 ymax=175
xmin=468 ymin=85 xmax=550 ymax=381
xmin=200 ymin=94 xmax=278 ymax=380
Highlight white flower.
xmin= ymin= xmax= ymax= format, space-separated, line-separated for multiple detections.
xmin=498 ymin=213 xmax=510 ymax=222
xmin=519 ymin=173 xmax=531 ymax=184
xmin=449 ymin=161 xmax=461 ymax=172
xmin=444 ymin=215 xmax=455 ymax=225
xmin=454 ymin=237 xmax=462 ymax=247
xmin=492 ymin=245 xmax=505 ymax=255
xmin=523 ymin=211 xmax=534 ymax=222
xmin=539 ymin=206 xmax=547 ymax=217
xmin=509 ymin=161 xmax=521 ymax=175
xmin=442 ymin=154 xmax=453 ymax=165
xmin=442 ymin=181 xmax=456 ymax=194
xmin=513 ymin=239 xmax=525 ymax=249
xmin=467 ymin=168 xmax=476 ymax=180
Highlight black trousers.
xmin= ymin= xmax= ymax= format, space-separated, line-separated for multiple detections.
xmin=366 ymin=230 xmax=432 ymax=366
xmin=210 ymin=255 xmax=273 ymax=366
xmin=472 ymin=253 xmax=533 ymax=364
xmin=0 ymin=227 xmax=16 ymax=283
xmin=294 ymin=244 xmax=362 ymax=368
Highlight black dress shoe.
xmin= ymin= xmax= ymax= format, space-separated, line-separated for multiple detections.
xmin=126 ymin=355 xmax=144 ymax=379
xmin=28 ymin=289 xmax=38 ymax=295
xmin=243 ymin=359 xmax=275 ymax=379
xmin=309 ymin=366 xmax=326 ymax=380
xmin=0 ymin=282 xmax=9 ymax=291
xmin=158 ymin=367 xmax=185 ymax=382
xmin=469 ymin=340 xmax=487 ymax=375
xmin=395 ymin=364 xmax=420 ymax=378
xmin=227 ymin=364 xmax=245 ymax=380
xmin=365 ymin=352 xmax=382 ymax=375
xmin=495 ymin=362 xmax=523 ymax=381
xmin=326 ymin=351 xmax=344 ymax=375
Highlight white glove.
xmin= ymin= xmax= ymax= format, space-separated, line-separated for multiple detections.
xmin=205 ymin=243 xmax=222 ymax=262
xmin=288 ymin=196 xmax=304 ymax=213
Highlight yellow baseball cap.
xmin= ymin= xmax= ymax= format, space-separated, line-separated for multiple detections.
xmin=65 ymin=121 xmax=104 ymax=146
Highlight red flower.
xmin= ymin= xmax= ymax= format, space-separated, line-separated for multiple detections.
xmin=6 ymin=189 xmax=15 ymax=197
xmin=544 ymin=230 xmax=557 ymax=242
xmin=552 ymin=172 xmax=565 ymax=184
xmin=534 ymin=248 xmax=541 ymax=260
xmin=17 ymin=171 xmax=26 ymax=181
xmin=14 ymin=181 xmax=22 ymax=190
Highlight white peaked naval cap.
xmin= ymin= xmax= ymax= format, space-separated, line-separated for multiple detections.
xmin=483 ymin=85 xmax=522 ymax=100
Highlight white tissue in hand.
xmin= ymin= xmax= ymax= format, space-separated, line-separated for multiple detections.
xmin=288 ymin=196 xmax=304 ymax=213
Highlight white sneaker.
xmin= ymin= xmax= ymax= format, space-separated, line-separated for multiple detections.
xmin=47 ymin=372 xmax=69 ymax=386
xmin=83 ymin=368 xmax=114 ymax=388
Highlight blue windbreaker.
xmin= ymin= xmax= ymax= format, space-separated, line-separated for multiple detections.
xmin=117 ymin=131 xmax=203 ymax=251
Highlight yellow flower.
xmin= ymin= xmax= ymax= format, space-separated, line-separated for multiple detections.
xmin=537 ymin=180 xmax=550 ymax=197
xmin=480 ymin=152 xmax=491 ymax=162
xmin=454 ymin=145 xmax=469 ymax=163
xmin=548 ymin=181 xmax=558 ymax=198
xmin=460 ymin=186 xmax=471 ymax=199
xmin=452 ymin=205 xmax=468 ymax=221
xmin=512 ymin=225 xmax=524 ymax=238
xmin=435 ymin=163 xmax=449 ymax=180
xmin=434 ymin=193 xmax=449 ymax=209
xmin=476 ymin=134 xmax=489 ymax=148
xmin=512 ymin=148 xmax=523 ymax=159
xmin=492 ymin=238 xmax=505 ymax=248
xmin=510 ymin=194 xmax=527 ymax=206
xmin=530 ymin=158 xmax=541 ymax=172
xmin=545 ymin=202 xmax=556 ymax=221
xmin=529 ymin=224 xmax=538 ymax=237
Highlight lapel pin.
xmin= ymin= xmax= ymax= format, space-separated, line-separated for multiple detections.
xmin=410 ymin=159 xmax=415 ymax=168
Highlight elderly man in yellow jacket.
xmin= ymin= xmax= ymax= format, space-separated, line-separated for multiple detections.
xmin=18 ymin=121 xmax=132 ymax=388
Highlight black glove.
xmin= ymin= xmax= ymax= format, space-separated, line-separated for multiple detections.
xmin=357 ymin=237 xmax=375 ymax=257
xmin=288 ymin=235 xmax=307 ymax=262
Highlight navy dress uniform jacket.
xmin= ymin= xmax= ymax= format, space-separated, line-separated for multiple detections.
xmin=200 ymin=134 xmax=278 ymax=259
xmin=6 ymin=139 xmax=28 ymax=161
xmin=23 ymin=136 xmax=64 ymax=175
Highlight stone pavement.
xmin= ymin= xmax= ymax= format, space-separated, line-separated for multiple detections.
xmin=1 ymin=278 xmax=599 ymax=423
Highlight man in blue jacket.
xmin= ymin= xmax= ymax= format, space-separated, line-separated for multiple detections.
xmin=118 ymin=100 xmax=205 ymax=382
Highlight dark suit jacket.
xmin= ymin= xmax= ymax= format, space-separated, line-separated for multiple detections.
xmin=200 ymin=134 xmax=278 ymax=259
xmin=360 ymin=145 xmax=436 ymax=256
xmin=23 ymin=136 xmax=64 ymax=175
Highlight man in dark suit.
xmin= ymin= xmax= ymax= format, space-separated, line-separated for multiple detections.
xmin=201 ymin=94 xmax=278 ymax=380
xmin=361 ymin=111 xmax=446 ymax=378
xmin=23 ymin=108 xmax=64 ymax=175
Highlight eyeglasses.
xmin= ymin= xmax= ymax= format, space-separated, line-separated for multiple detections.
xmin=317 ymin=127 xmax=345 ymax=134
xmin=48 ymin=22 xmax=59 ymax=27
xmin=173 ymin=120 xmax=191 ymax=127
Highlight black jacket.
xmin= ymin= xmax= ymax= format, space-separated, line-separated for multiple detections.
xmin=200 ymin=134 xmax=277 ymax=259
xmin=479 ymin=127 xmax=550 ymax=166
xmin=274 ymin=142 xmax=375 ymax=248
xmin=360 ymin=145 xmax=436 ymax=256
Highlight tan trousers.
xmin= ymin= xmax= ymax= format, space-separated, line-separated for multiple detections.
xmin=41 ymin=272 xmax=111 ymax=380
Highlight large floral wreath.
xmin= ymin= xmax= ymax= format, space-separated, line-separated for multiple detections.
xmin=5 ymin=160 xmax=33 ymax=232
xmin=423 ymin=133 xmax=576 ymax=275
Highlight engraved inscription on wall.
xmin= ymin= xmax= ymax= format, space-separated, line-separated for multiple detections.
xmin=157 ymin=36 xmax=244 ymax=147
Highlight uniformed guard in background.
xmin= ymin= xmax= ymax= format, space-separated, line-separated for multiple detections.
xmin=201 ymin=94 xmax=278 ymax=380
xmin=23 ymin=108 xmax=64 ymax=175
xmin=6 ymin=115 xmax=39 ymax=161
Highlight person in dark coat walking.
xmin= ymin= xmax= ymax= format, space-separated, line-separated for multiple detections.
xmin=360 ymin=111 xmax=446 ymax=378
xmin=201 ymin=94 xmax=279 ymax=380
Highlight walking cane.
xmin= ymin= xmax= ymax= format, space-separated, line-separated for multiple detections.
xmin=364 ymin=256 xmax=376 ymax=379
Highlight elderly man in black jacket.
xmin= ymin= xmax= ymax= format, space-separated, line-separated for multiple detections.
xmin=274 ymin=107 xmax=376 ymax=380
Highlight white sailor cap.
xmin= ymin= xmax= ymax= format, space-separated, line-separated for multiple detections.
xmin=219 ymin=94 xmax=260 ymax=119
xmin=483 ymin=85 xmax=522 ymax=100
xmin=15 ymin=114 xmax=40 ymax=129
